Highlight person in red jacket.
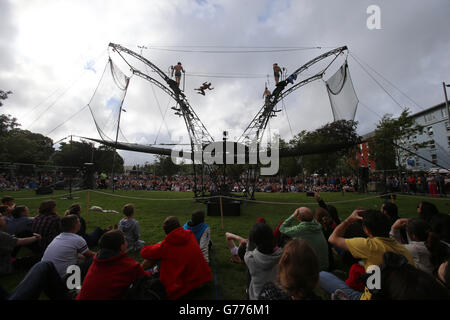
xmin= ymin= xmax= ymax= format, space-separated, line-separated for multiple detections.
xmin=76 ymin=230 xmax=150 ymax=300
xmin=140 ymin=216 xmax=212 ymax=300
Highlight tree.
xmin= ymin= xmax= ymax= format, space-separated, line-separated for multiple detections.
xmin=287 ymin=120 xmax=361 ymax=175
xmin=52 ymin=140 xmax=124 ymax=173
xmin=0 ymin=90 xmax=12 ymax=107
xmin=153 ymin=155 xmax=180 ymax=177
xmin=0 ymin=114 xmax=20 ymax=136
xmin=369 ymin=109 xmax=431 ymax=171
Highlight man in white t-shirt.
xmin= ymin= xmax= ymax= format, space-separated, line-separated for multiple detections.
xmin=42 ymin=215 xmax=96 ymax=279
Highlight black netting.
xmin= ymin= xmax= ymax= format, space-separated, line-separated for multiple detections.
xmin=88 ymin=58 xmax=129 ymax=142
xmin=326 ymin=61 xmax=358 ymax=121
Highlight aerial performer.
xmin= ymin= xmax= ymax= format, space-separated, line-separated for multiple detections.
xmin=171 ymin=62 xmax=185 ymax=87
xmin=262 ymin=86 xmax=271 ymax=104
xmin=273 ymin=63 xmax=282 ymax=85
xmin=195 ymin=82 xmax=214 ymax=96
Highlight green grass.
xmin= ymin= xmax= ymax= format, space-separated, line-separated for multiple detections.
xmin=1 ymin=189 xmax=449 ymax=299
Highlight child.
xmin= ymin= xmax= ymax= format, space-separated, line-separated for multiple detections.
xmin=118 ymin=204 xmax=145 ymax=252
xmin=183 ymin=210 xmax=211 ymax=263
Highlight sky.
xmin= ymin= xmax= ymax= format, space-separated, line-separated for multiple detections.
xmin=1 ymin=0 xmax=449 ymax=166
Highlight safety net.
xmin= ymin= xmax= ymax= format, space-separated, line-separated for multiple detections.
xmin=88 ymin=58 xmax=130 ymax=142
xmin=325 ymin=61 xmax=358 ymax=121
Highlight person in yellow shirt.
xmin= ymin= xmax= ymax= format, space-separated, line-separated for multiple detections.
xmin=319 ymin=209 xmax=415 ymax=300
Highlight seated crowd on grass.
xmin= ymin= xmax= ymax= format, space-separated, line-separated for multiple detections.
xmin=3 ymin=171 xmax=448 ymax=196
xmin=0 ymin=192 xmax=449 ymax=300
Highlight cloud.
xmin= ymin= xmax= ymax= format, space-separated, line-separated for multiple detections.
xmin=1 ymin=0 xmax=448 ymax=166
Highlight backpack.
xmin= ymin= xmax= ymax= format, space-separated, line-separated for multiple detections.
xmin=125 ymin=276 xmax=167 ymax=300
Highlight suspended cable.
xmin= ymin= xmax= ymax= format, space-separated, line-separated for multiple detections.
xmin=350 ymin=52 xmax=425 ymax=112
xmin=281 ymin=97 xmax=294 ymax=139
xmin=358 ymin=101 xmax=383 ymax=120
xmin=154 ymin=98 xmax=172 ymax=145
xmin=23 ymin=48 xmax=107 ymax=128
xmin=349 ymin=53 xmax=405 ymax=112
xmin=45 ymin=104 xmax=89 ymax=137
xmin=149 ymin=47 xmax=323 ymax=54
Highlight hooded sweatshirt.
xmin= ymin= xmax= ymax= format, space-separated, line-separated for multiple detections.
xmin=140 ymin=227 xmax=212 ymax=300
xmin=244 ymin=246 xmax=282 ymax=300
xmin=279 ymin=217 xmax=329 ymax=271
xmin=118 ymin=217 xmax=140 ymax=249
xmin=183 ymin=221 xmax=210 ymax=263
xmin=76 ymin=249 xmax=149 ymax=300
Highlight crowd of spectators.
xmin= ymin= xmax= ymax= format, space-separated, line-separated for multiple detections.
xmin=0 ymin=191 xmax=449 ymax=301
xmin=2 ymin=170 xmax=449 ymax=197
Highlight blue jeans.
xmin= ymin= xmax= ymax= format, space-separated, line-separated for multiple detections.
xmin=8 ymin=261 xmax=71 ymax=300
xmin=319 ymin=271 xmax=362 ymax=300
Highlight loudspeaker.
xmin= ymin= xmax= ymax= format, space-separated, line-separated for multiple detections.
xmin=83 ymin=163 xmax=95 ymax=189
xmin=359 ymin=167 xmax=369 ymax=181
xmin=36 ymin=186 xmax=53 ymax=195
xmin=207 ymin=200 xmax=241 ymax=216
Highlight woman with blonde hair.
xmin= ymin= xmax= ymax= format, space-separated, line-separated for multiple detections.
xmin=258 ymin=238 xmax=321 ymax=300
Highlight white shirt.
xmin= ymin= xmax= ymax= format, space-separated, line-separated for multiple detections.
xmin=42 ymin=232 xmax=89 ymax=278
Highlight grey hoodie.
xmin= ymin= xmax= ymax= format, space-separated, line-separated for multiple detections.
xmin=244 ymin=246 xmax=282 ymax=300
xmin=118 ymin=217 xmax=140 ymax=249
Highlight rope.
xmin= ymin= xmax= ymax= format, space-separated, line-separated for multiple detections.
xmin=149 ymin=47 xmax=322 ymax=54
xmin=349 ymin=53 xmax=405 ymax=112
xmin=12 ymin=190 xmax=86 ymax=200
xmin=350 ymin=52 xmax=425 ymax=112
xmin=281 ymin=97 xmax=294 ymax=139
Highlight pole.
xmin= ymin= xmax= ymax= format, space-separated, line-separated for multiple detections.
xmin=443 ymin=82 xmax=450 ymax=124
xmin=85 ymin=190 xmax=90 ymax=224
xmin=68 ymin=135 xmax=73 ymax=200
xmin=219 ymin=196 xmax=224 ymax=230
xmin=111 ymin=78 xmax=130 ymax=192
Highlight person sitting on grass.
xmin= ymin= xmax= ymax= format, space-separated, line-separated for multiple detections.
xmin=140 ymin=216 xmax=212 ymax=300
xmin=314 ymin=192 xmax=341 ymax=226
xmin=370 ymin=252 xmax=449 ymax=300
xmin=5 ymin=205 xmax=33 ymax=237
xmin=0 ymin=216 xmax=42 ymax=275
xmin=183 ymin=210 xmax=212 ymax=263
xmin=41 ymin=215 xmax=95 ymax=281
xmin=0 ymin=205 xmax=11 ymax=218
xmin=76 ymin=230 xmax=151 ymax=300
xmin=381 ymin=201 xmax=399 ymax=227
xmin=417 ymin=201 xmax=450 ymax=244
xmin=225 ymin=217 xmax=268 ymax=264
xmin=1 ymin=196 xmax=15 ymax=209
xmin=391 ymin=218 xmax=449 ymax=274
xmin=258 ymin=239 xmax=322 ymax=300
xmin=5 ymin=260 xmax=72 ymax=300
xmin=279 ymin=207 xmax=329 ymax=271
xmin=321 ymin=209 xmax=415 ymax=300
xmin=225 ymin=232 xmax=248 ymax=264
xmin=436 ymin=258 xmax=450 ymax=290
xmin=245 ymin=222 xmax=282 ymax=300
xmin=118 ymin=203 xmax=145 ymax=252
xmin=314 ymin=207 xmax=336 ymax=271
xmin=65 ymin=204 xmax=111 ymax=248
xmin=32 ymin=200 xmax=61 ymax=254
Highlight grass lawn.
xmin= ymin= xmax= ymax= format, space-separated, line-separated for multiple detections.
xmin=1 ymin=189 xmax=449 ymax=300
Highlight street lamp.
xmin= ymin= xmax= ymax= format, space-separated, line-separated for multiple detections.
xmin=443 ymin=82 xmax=450 ymax=123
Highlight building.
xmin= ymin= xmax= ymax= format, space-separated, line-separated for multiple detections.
xmin=405 ymin=102 xmax=450 ymax=170
xmin=358 ymin=101 xmax=450 ymax=171
xmin=355 ymin=132 xmax=376 ymax=170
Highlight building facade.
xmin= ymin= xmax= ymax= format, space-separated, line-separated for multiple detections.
xmin=358 ymin=102 xmax=450 ymax=171
xmin=405 ymin=102 xmax=450 ymax=170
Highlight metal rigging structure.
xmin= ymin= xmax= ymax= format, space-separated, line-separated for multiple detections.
xmin=238 ymin=46 xmax=348 ymax=199
xmin=107 ymin=43 xmax=217 ymax=197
